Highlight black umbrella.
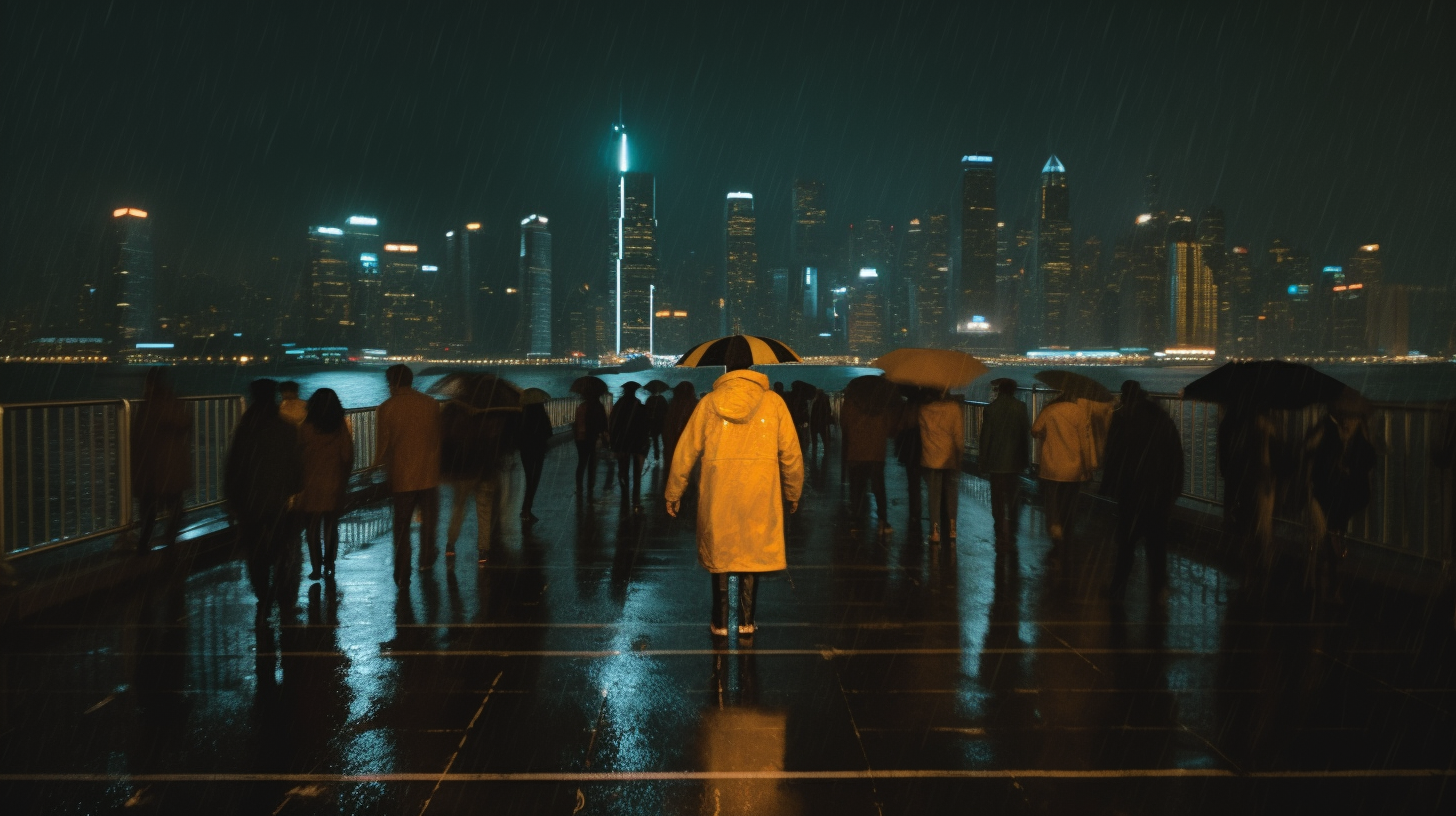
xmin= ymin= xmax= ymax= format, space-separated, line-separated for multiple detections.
xmin=843 ymin=375 xmax=903 ymax=416
xmin=1182 ymin=361 xmax=1347 ymax=410
xmin=570 ymin=375 xmax=608 ymax=398
xmin=430 ymin=373 xmax=523 ymax=410
xmin=644 ymin=380 xmax=670 ymax=394
xmin=1034 ymin=370 xmax=1114 ymax=402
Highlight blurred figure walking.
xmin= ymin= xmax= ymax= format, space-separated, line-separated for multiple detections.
xmin=1219 ymin=406 xmax=1279 ymax=575
xmin=298 ymin=388 xmax=352 ymax=580
xmin=517 ymin=397 xmax=553 ymax=521
xmin=644 ymin=386 xmax=668 ymax=463
xmin=610 ymin=382 xmax=650 ymax=509
xmin=1304 ymin=390 xmax=1376 ymax=601
xmin=661 ymin=381 xmax=699 ymax=472
xmin=372 ymin=365 xmax=442 ymax=584
xmin=809 ymin=389 xmax=834 ymax=456
xmin=131 ymin=367 xmax=192 ymax=553
xmin=979 ymin=379 xmax=1029 ymax=544
xmin=665 ymin=338 xmax=803 ymax=638
xmin=440 ymin=375 xmax=517 ymax=559
xmin=1101 ymin=381 xmax=1184 ymax=602
xmin=225 ymin=379 xmax=303 ymax=624
xmin=278 ymin=381 xmax=307 ymax=426
xmin=574 ymin=393 xmax=609 ymax=495
xmin=840 ymin=383 xmax=896 ymax=535
xmin=919 ymin=390 xmax=964 ymax=543
xmin=1032 ymin=393 xmax=1096 ymax=554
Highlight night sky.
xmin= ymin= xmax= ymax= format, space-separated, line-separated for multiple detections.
xmin=5 ymin=0 xmax=1453 ymax=314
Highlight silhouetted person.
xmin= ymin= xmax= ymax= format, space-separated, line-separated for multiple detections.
xmin=440 ymin=377 xmax=516 ymax=559
xmin=895 ymin=389 xmax=926 ymax=521
xmin=132 ymin=367 xmax=191 ymax=553
xmin=979 ymin=379 xmax=1030 ymax=544
xmin=1101 ymin=381 xmax=1184 ymax=602
xmin=665 ymin=337 xmax=803 ymax=638
xmin=574 ymin=393 xmax=608 ymax=494
xmin=610 ymin=381 xmax=650 ymax=509
xmin=644 ymin=388 xmax=668 ymax=462
xmin=1032 ymin=394 xmax=1096 ymax=554
xmin=841 ymin=389 xmax=895 ymax=535
xmin=1304 ymin=390 xmax=1376 ymax=600
xmin=661 ymin=381 xmax=698 ymax=470
xmin=920 ymin=390 xmax=964 ymax=543
xmin=372 ymin=364 xmax=442 ymax=583
xmin=809 ymin=389 xmax=834 ymax=455
xmin=298 ymin=388 xmax=352 ymax=580
xmin=517 ymin=400 xmax=552 ymax=521
xmin=225 ymin=379 xmax=303 ymax=625
xmin=278 ymin=381 xmax=306 ymax=426
xmin=1219 ymin=405 xmax=1278 ymax=574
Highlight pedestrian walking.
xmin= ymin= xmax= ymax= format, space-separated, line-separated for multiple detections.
xmin=517 ymin=399 xmax=553 ymax=521
xmin=371 ymin=365 xmax=442 ymax=584
xmin=131 ymin=367 xmax=191 ymax=553
xmin=610 ymin=381 xmax=650 ymax=508
xmin=979 ymin=378 xmax=1030 ymax=544
xmin=278 ymin=381 xmax=307 ymax=426
xmin=840 ymin=384 xmax=896 ymax=535
xmin=440 ymin=374 xmax=518 ymax=559
xmin=644 ymin=387 xmax=668 ymax=463
xmin=1304 ymin=390 xmax=1376 ymax=600
xmin=665 ymin=337 xmax=804 ymax=638
xmin=894 ymin=390 xmax=925 ymax=521
xmin=661 ymin=381 xmax=698 ymax=471
xmin=1031 ymin=394 xmax=1096 ymax=553
xmin=1101 ymin=381 xmax=1183 ymax=602
xmin=1218 ymin=406 xmax=1279 ymax=573
xmin=574 ymin=392 xmax=609 ymax=494
xmin=809 ymin=389 xmax=834 ymax=455
xmin=297 ymin=388 xmax=353 ymax=580
xmin=225 ymin=379 xmax=304 ymax=624
xmin=920 ymin=390 xmax=964 ymax=543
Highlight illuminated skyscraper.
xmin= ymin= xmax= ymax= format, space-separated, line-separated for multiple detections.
xmin=1349 ymin=243 xmax=1397 ymax=354
xmin=342 ymin=215 xmax=382 ymax=344
xmin=791 ymin=179 xmax=830 ymax=341
xmin=724 ymin=192 xmax=759 ymax=335
xmin=618 ymin=173 xmax=658 ymax=352
xmin=1032 ymin=156 xmax=1073 ymax=346
xmin=1168 ymin=240 xmax=1216 ymax=347
xmin=305 ymin=225 xmax=351 ymax=346
xmin=923 ymin=214 xmax=951 ymax=344
xmin=847 ymin=267 xmax=884 ymax=357
xmin=959 ymin=154 xmax=998 ymax=336
xmin=517 ymin=215 xmax=553 ymax=358
xmin=1072 ymin=235 xmax=1105 ymax=347
xmin=443 ymin=221 xmax=482 ymax=352
xmin=105 ymin=207 xmax=156 ymax=344
xmin=379 ymin=242 xmax=421 ymax=353
xmin=1223 ymin=247 xmax=1256 ymax=353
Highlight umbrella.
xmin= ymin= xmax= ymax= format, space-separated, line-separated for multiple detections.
xmin=676 ymin=335 xmax=803 ymax=367
xmin=570 ymin=375 xmax=608 ymax=398
xmin=1034 ymin=370 xmax=1114 ymax=402
xmin=520 ymin=388 xmax=551 ymax=405
xmin=1181 ymin=361 xmax=1347 ymax=410
xmin=430 ymin=373 xmax=523 ymax=410
xmin=620 ymin=381 xmax=643 ymax=395
xmin=843 ymin=375 xmax=903 ymax=416
xmin=644 ymin=380 xmax=670 ymax=394
xmin=870 ymin=348 xmax=989 ymax=391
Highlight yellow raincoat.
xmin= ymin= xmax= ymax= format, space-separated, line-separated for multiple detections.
xmin=665 ymin=369 xmax=804 ymax=573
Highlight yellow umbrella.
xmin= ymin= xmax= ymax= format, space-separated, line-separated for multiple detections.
xmin=676 ymin=335 xmax=803 ymax=367
xmin=870 ymin=348 xmax=989 ymax=391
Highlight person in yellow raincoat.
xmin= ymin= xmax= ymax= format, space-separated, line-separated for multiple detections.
xmin=665 ymin=339 xmax=804 ymax=638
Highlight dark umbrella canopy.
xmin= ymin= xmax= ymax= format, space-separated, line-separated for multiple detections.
xmin=644 ymin=380 xmax=670 ymax=394
xmin=430 ymin=373 xmax=523 ymax=410
xmin=570 ymin=375 xmax=608 ymax=398
xmin=676 ymin=334 xmax=803 ymax=367
xmin=1034 ymin=370 xmax=1114 ymax=402
xmin=1182 ymin=361 xmax=1348 ymax=410
xmin=843 ymin=375 xmax=903 ymax=416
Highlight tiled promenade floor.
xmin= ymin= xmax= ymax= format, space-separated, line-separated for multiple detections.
xmin=1 ymin=438 xmax=1453 ymax=814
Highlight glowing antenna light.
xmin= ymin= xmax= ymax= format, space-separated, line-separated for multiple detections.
xmin=618 ymin=132 xmax=628 ymax=173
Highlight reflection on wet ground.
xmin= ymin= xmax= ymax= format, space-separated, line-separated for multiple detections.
xmin=1 ymin=438 xmax=1452 ymax=814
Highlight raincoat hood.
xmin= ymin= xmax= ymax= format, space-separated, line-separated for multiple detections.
xmin=709 ymin=369 xmax=770 ymax=424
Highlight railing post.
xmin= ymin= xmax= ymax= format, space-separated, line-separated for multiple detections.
xmin=119 ymin=399 xmax=133 ymax=531
xmin=0 ymin=406 xmax=6 ymax=555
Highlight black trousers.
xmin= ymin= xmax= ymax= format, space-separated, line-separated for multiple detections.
xmin=521 ymin=450 xmax=546 ymax=513
xmin=391 ymin=488 xmax=439 ymax=582
xmin=1111 ymin=503 xmax=1171 ymax=593
xmin=242 ymin=513 xmax=299 ymax=613
xmin=847 ymin=461 xmax=888 ymax=517
xmin=575 ymin=439 xmax=597 ymax=491
xmin=616 ymin=452 xmax=645 ymax=499
xmin=304 ymin=511 xmax=342 ymax=573
xmin=989 ymin=473 xmax=1021 ymax=537
xmin=711 ymin=573 xmax=759 ymax=631
xmin=137 ymin=492 xmax=184 ymax=550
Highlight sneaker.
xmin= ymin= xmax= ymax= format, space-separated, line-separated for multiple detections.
xmin=737 ymin=624 xmax=756 ymax=636
xmin=709 ymin=625 xmax=728 ymax=637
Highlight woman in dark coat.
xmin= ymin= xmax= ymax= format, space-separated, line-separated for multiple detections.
xmin=225 ymin=379 xmax=304 ymax=624
xmin=609 ymin=382 xmax=650 ymax=507
xmin=644 ymin=389 xmax=669 ymax=462
xmin=1101 ymin=381 xmax=1184 ymax=601
xmin=517 ymin=401 xmax=553 ymax=521
xmin=298 ymin=388 xmax=353 ymax=579
xmin=1304 ymin=390 xmax=1376 ymax=598
xmin=574 ymin=395 xmax=609 ymax=494
xmin=132 ymin=367 xmax=192 ymax=553
xmin=661 ymin=381 xmax=698 ymax=473
xmin=809 ymin=389 xmax=835 ymax=455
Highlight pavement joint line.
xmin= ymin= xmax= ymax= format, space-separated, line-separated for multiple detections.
xmin=417 ymin=671 xmax=502 ymax=816
xmin=3 ymin=770 xmax=1455 ymax=782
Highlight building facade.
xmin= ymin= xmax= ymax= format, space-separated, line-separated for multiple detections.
xmin=518 ymin=215 xmax=553 ymax=358
xmin=724 ymin=192 xmax=759 ymax=335
xmin=1168 ymin=240 xmax=1216 ymax=348
xmin=959 ymin=155 xmax=998 ymax=338
xmin=106 ymin=207 xmax=157 ymax=345
xmin=1031 ymin=156 xmax=1073 ymax=347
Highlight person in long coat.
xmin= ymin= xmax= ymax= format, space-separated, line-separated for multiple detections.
xmin=979 ymin=379 xmax=1030 ymax=543
xmin=1219 ymin=404 xmax=1278 ymax=574
xmin=516 ymin=401 xmax=553 ymax=521
xmin=1031 ymin=394 xmax=1096 ymax=553
xmin=610 ymin=382 xmax=650 ymax=508
xmin=297 ymin=388 xmax=353 ymax=580
xmin=1304 ymin=390 xmax=1376 ymax=599
xmin=440 ymin=380 xmax=517 ymax=558
xmin=644 ymin=388 xmax=668 ymax=462
xmin=808 ymin=389 xmax=834 ymax=455
xmin=225 ymin=379 xmax=304 ymax=624
xmin=840 ymin=393 xmax=896 ymax=534
xmin=920 ymin=391 xmax=965 ymax=543
xmin=661 ymin=381 xmax=698 ymax=470
xmin=665 ymin=340 xmax=804 ymax=638
xmin=132 ymin=367 xmax=192 ymax=553
xmin=1100 ymin=381 xmax=1184 ymax=601
xmin=371 ymin=364 xmax=442 ymax=584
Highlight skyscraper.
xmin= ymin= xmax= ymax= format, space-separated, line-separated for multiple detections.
xmin=342 ymin=215 xmax=382 ymax=345
xmin=1223 ymin=246 xmax=1255 ymax=354
xmin=304 ymin=225 xmax=351 ymax=346
xmin=847 ymin=266 xmax=884 ymax=357
xmin=1032 ymin=156 xmax=1073 ymax=347
xmin=959 ymin=154 xmax=998 ymax=337
xmin=1349 ymin=243 xmax=1394 ymax=354
xmin=724 ymin=192 xmax=758 ymax=335
xmin=923 ymin=214 xmax=951 ymax=344
xmin=106 ymin=207 xmax=156 ymax=344
xmin=1072 ymin=235 xmax=1106 ymax=348
xmin=791 ymin=179 xmax=830 ymax=342
xmin=618 ymin=173 xmax=658 ymax=352
xmin=380 ymin=242 xmax=421 ymax=353
xmin=1168 ymin=240 xmax=1216 ymax=348
xmin=443 ymin=221 xmax=482 ymax=352
xmin=518 ymin=215 xmax=553 ymax=358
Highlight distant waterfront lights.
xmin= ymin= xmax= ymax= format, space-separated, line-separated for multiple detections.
xmin=1360 ymin=243 xmax=1380 ymax=252
xmin=421 ymin=265 xmax=439 ymax=272
xmin=383 ymin=243 xmax=418 ymax=252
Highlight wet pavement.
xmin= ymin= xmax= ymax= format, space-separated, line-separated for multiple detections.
xmin=1 ymin=439 xmax=1453 ymax=815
